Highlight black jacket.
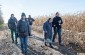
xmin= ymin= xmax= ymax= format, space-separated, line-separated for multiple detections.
xmin=17 ymin=19 xmax=29 ymax=37
xmin=52 ymin=16 xmax=63 ymax=29
xmin=28 ymin=18 xmax=35 ymax=25
xmin=8 ymin=17 xmax=17 ymax=30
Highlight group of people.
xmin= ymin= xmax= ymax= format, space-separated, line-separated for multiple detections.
xmin=8 ymin=13 xmax=35 ymax=55
xmin=8 ymin=12 xmax=63 ymax=55
xmin=43 ymin=12 xmax=63 ymax=48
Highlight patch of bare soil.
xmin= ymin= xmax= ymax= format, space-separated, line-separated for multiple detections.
xmin=0 ymin=30 xmax=23 ymax=55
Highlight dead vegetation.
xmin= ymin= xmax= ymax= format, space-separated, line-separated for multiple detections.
xmin=33 ymin=11 xmax=85 ymax=53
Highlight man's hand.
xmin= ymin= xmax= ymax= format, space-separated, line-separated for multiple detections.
xmin=15 ymin=22 xmax=17 ymax=26
xmin=58 ymin=20 xmax=61 ymax=24
xmin=58 ymin=20 xmax=62 ymax=25
xmin=54 ymin=25 xmax=56 ymax=27
xmin=44 ymin=31 xmax=47 ymax=33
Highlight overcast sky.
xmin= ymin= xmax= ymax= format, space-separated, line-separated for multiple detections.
xmin=0 ymin=0 xmax=85 ymax=23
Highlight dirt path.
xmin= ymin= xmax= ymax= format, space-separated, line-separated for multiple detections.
xmin=0 ymin=30 xmax=85 ymax=55
xmin=29 ymin=31 xmax=75 ymax=55
xmin=30 ymin=31 xmax=85 ymax=55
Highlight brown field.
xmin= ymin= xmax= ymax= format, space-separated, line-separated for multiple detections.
xmin=33 ymin=11 xmax=85 ymax=32
xmin=32 ymin=11 xmax=85 ymax=52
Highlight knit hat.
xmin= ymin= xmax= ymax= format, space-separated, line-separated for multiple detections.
xmin=21 ymin=13 xmax=26 ymax=17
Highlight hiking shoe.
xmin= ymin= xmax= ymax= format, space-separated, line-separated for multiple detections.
xmin=12 ymin=41 xmax=14 ymax=43
xmin=59 ymin=43 xmax=63 ymax=46
xmin=52 ymin=40 xmax=55 ymax=42
xmin=15 ymin=41 xmax=18 ymax=45
xmin=50 ymin=45 xmax=54 ymax=48
xmin=21 ymin=51 xmax=24 ymax=54
xmin=25 ymin=52 xmax=28 ymax=55
xmin=45 ymin=42 xmax=47 ymax=46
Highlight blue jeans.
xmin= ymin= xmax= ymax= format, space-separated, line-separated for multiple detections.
xmin=53 ymin=27 xmax=62 ymax=44
xmin=20 ymin=36 xmax=28 ymax=53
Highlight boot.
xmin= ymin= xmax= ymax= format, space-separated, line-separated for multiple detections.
xmin=45 ymin=42 xmax=47 ymax=46
xmin=49 ymin=43 xmax=53 ymax=48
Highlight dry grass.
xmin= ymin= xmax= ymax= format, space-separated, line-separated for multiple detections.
xmin=32 ymin=11 xmax=85 ymax=52
xmin=33 ymin=11 xmax=85 ymax=32
xmin=62 ymin=11 xmax=85 ymax=32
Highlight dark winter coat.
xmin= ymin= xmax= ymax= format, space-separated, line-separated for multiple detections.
xmin=17 ymin=19 xmax=29 ymax=37
xmin=43 ymin=21 xmax=52 ymax=39
xmin=8 ymin=17 xmax=17 ymax=30
xmin=52 ymin=16 xmax=63 ymax=29
xmin=28 ymin=18 xmax=35 ymax=25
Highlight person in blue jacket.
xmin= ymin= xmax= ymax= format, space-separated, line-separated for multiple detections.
xmin=17 ymin=13 xmax=29 ymax=55
xmin=52 ymin=12 xmax=63 ymax=46
xmin=43 ymin=18 xmax=53 ymax=48
xmin=8 ymin=14 xmax=17 ymax=44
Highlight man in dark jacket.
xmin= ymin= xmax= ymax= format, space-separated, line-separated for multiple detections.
xmin=27 ymin=15 xmax=35 ymax=36
xmin=17 ymin=13 xmax=29 ymax=55
xmin=52 ymin=12 xmax=63 ymax=45
xmin=8 ymin=14 xmax=17 ymax=44
xmin=43 ymin=18 xmax=53 ymax=48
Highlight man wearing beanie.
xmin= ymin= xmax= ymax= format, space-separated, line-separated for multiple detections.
xmin=17 ymin=13 xmax=29 ymax=55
